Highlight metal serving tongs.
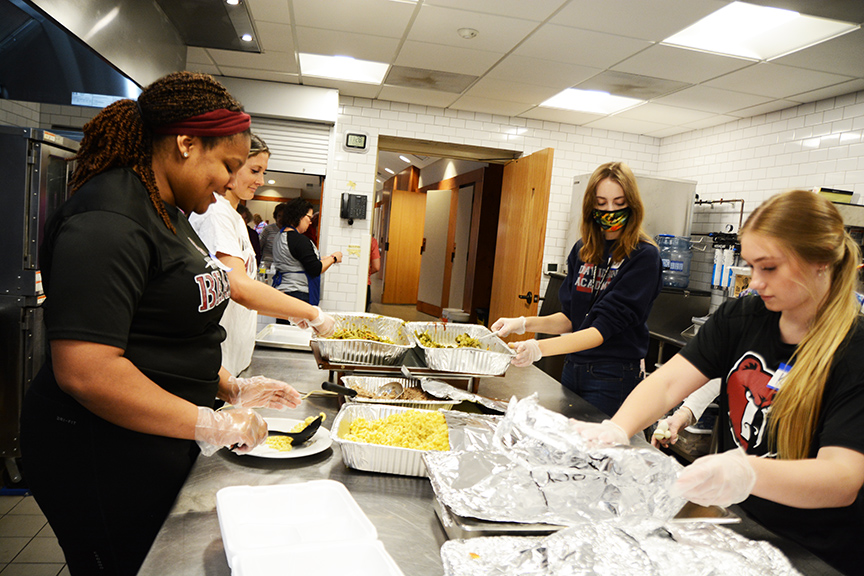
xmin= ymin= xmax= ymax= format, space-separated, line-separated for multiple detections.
xmin=400 ymin=366 xmax=509 ymax=412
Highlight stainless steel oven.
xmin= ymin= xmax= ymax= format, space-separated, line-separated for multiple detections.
xmin=0 ymin=126 xmax=78 ymax=486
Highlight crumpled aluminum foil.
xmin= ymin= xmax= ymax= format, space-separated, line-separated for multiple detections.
xmin=425 ymin=394 xmax=686 ymax=526
xmin=420 ymin=376 xmax=509 ymax=412
xmin=440 ymin=516 xmax=803 ymax=576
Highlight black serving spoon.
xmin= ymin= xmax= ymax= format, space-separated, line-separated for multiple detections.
xmin=267 ymin=414 xmax=324 ymax=446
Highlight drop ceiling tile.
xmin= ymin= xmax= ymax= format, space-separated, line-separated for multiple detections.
xmin=187 ymin=62 xmax=222 ymax=76
xmin=728 ymin=99 xmax=803 ymax=118
xmin=514 ymin=24 xmax=652 ymax=69
xmin=682 ymin=114 xmax=740 ymax=130
xmin=409 ymin=5 xmax=539 ymax=53
xmin=584 ymin=115 xmax=669 ymax=135
xmin=186 ymin=47 xmax=215 ymax=65
xmin=395 ymin=41 xmax=502 ymax=76
xmin=306 ymin=77 xmax=382 ymax=98
xmin=465 ymin=78 xmax=561 ymax=104
xmin=576 ymin=71 xmax=691 ymax=100
xmin=247 ymin=0 xmax=291 ymax=24
xmin=296 ymin=26 xmax=400 ymax=62
xmin=219 ymin=68 xmax=300 ymax=84
xmin=613 ymin=45 xmax=755 ymax=84
xmin=423 ymin=0 xmax=567 ymax=21
xmin=449 ymin=95 xmax=534 ymax=117
xmin=292 ymin=0 xmax=415 ymax=38
xmin=787 ymin=79 xmax=864 ymax=104
xmin=771 ymin=29 xmax=864 ymax=78
xmin=744 ymin=0 xmax=864 ymax=22
xmin=486 ymin=55 xmax=601 ymax=89
xmin=654 ymin=85 xmax=776 ymax=114
xmin=256 ymin=21 xmax=294 ymax=54
xmin=645 ymin=125 xmax=695 ymax=138
xmin=518 ymin=106 xmax=605 ymax=125
xmin=616 ymin=102 xmax=715 ymax=124
xmin=551 ymin=0 xmax=728 ymax=42
xmin=704 ymin=62 xmax=854 ymax=99
xmin=385 ymin=66 xmax=476 ymax=93
xmin=377 ymin=85 xmax=462 ymax=108
xmin=207 ymin=48 xmax=297 ymax=73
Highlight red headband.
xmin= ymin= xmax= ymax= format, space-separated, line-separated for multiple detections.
xmin=152 ymin=108 xmax=251 ymax=137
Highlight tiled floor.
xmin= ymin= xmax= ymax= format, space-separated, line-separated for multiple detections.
xmin=0 ymin=494 xmax=68 ymax=576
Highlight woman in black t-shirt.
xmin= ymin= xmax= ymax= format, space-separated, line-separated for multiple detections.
xmin=573 ymin=190 xmax=864 ymax=574
xmin=20 ymin=72 xmax=307 ymax=576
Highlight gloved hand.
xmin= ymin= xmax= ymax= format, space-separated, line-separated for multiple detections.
xmin=569 ymin=418 xmax=630 ymax=446
xmin=652 ymin=406 xmax=694 ymax=448
xmin=510 ymin=339 xmax=542 ymax=367
xmin=224 ymin=375 xmax=302 ymax=410
xmin=308 ymin=306 xmax=335 ymax=337
xmin=195 ymin=406 xmax=267 ymax=456
xmin=491 ymin=316 xmax=526 ymax=337
xmin=671 ymin=448 xmax=757 ymax=507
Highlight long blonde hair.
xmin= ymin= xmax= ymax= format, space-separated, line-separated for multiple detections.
xmin=579 ymin=162 xmax=654 ymax=265
xmin=742 ymin=190 xmax=861 ymax=459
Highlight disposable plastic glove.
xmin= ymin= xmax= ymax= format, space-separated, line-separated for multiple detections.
xmin=511 ymin=339 xmax=542 ymax=367
xmin=491 ymin=316 xmax=526 ymax=337
xmin=671 ymin=447 xmax=757 ymax=507
xmin=569 ymin=419 xmax=630 ymax=446
xmin=224 ymin=375 xmax=302 ymax=410
xmin=195 ymin=406 xmax=267 ymax=456
xmin=652 ymin=406 xmax=694 ymax=448
xmin=308 ymin=306 xmax=336 ymax=337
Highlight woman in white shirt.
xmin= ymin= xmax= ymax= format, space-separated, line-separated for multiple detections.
xmin=191 ymin=135 xmax=334 ymax=375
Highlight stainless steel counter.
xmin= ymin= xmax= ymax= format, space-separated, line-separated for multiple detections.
xmin=138 ymin=346 xmax=842 ymax=576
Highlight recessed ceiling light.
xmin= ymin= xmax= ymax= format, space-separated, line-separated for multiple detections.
xmin=384 ymin=167 xmax=395 ymax=175
xmin=226 ymin=0 xmax=239 ymax=5
xmin=399 ymin=155 xmax=411 ymax=163
xmin=241 ymin=33 xmax=253 ymax=42
xmin=540 ymin=88 xmax=643 ymax=115
xmin=299 ymin=53 xmax=389 ymax=84
xmin=662 ymin=1 xmax=859 ymax=60
xmin=267 ymin=179 xmax=275 ymax=185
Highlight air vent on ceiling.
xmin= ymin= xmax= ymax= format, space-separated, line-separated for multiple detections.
xmin=384 ymin=66 xmax=477 ymax=94
xmin=576 ymin=71 xmax=691 ymax=100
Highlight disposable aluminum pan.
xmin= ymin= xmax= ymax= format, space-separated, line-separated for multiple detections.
xmin=406 ymin=322 xmax=515 ymax=376
xmin=314 ymin=313 xmax=413 ymax=365
xmin=331 ymin=404 xmax=450 ymax=477
xmin=341 ymin=375 xmax=455 ymax=410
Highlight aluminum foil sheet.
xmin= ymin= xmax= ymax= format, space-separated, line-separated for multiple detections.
xmin=419 ymin=376 xmax=509 ymax=412
xmin=340 ymin=375 xmax=456 ymax=410
xmin=405 ymin=322 xmax=515 ymax=375
xmin=424 ymin=395 xmax=686 ymax=526
xmin=440 ymin=516 xmax=802 ymax=576
xmin=331 ymin=404 xmax=500 ymax=477
xmin=313 ymin=313 xmax=413 ymax=365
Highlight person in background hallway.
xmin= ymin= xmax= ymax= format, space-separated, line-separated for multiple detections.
xmin=236 ymin=203 xmax=262 ymax=267
xmin=574 ymin=190 xmax=864 ymax=575
xmin=367 ymin=235 xmax=381 ymax=312
xmin=253 ymin=212 xmax=266 ymax=234
xmin=492 ymin=161 xmax=662 ymax=416
xmin=272 ymin=197 xmax=342 ymax=309
xmin=259 ymin=202 xmax=285 ymax=267
xmin=20 ymin=71 xmax=302 ymax=576
xmin=190 ymin=134 xmax=335 ymax=376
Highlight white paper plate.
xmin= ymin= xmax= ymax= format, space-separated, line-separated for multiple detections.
xmin=243 ymin=417 xmax=332 ymax=459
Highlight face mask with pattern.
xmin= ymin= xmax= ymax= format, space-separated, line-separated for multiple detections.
xmin=592 ymin=207 xmax=630 ymax=232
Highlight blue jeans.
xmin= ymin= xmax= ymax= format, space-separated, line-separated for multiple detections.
xmin=561 ymin=359 xmax=642 ymax=417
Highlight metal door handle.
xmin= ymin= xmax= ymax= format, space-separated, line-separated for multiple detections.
xmin=518 ymin=291 xmax=534 ymax=302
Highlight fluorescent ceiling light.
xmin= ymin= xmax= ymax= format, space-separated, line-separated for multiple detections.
xmin=384 ymin=167 xmax=395 ymax=175
xmin=241 ymin=33 xmax=253 ymax=42
xmin=662 ymin=1 xmax=859 ymax=61
xmin=299 ymin=53 xmax=389 ymax=84
xmin=399 ymin=155 xmax=411 ymax=163
xmin=540 ymin=88 xmax=643 ymax=115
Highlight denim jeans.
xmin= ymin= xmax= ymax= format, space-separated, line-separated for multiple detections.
xmin=561 ymin=359 xmax=642 ymax=417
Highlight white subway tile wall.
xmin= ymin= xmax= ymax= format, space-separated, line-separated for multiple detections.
xmin=4 ymin=88 xmax=863 ymax=303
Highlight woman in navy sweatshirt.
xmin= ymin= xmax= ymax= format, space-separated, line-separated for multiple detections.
xmin=492 ymin=161 xmax=662 ymax=416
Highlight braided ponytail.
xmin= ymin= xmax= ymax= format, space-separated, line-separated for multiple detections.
xmin=69 ymin=72 xmax=246 ymax=232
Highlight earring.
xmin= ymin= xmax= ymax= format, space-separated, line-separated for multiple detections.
xmin=183 ymin=152 xmax=189 ymax=158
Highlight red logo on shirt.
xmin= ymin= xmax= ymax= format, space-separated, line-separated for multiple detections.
xmin=727 ymin=352 xmax=777 ymax=452
xmin=194 ymin=270 xmax=230 ymax=312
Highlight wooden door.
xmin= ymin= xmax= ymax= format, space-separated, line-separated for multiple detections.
xmin=383 ymin=188 xmax=426 ymax=303
xmin=489 ymin=148 xmax=554 ymax=340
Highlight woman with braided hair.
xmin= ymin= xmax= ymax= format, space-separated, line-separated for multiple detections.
xmin=19 ymin=71 xmax=305 ymax=575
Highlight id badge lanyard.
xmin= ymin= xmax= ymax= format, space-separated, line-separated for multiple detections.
xmin=766 ymin=362 xmax=793 ymax=391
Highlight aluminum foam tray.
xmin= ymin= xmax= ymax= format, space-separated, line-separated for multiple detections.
xmin=331 ymin=403 xmax=450 ymax=477
xmin=313 ymin=313 xmax=413 ymax=365
xmin=405 ymin=322 xmax=515 ymax=376
xmin=341 ymin=375 xmax=456 ymax=410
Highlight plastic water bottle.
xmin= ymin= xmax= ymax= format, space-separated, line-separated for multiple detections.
xmin=660 ymin=236 xmax=691 ymax=288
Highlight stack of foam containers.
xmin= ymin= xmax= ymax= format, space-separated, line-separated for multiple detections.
xmin=216 ymin=480 xmax=404 ymax=575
